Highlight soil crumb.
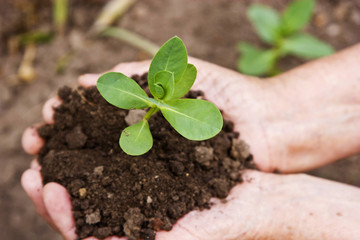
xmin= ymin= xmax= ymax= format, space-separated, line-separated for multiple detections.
xmin=37 ymin=73 xmax=254 ymax=240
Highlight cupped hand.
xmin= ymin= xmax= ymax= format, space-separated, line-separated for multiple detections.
xmin=22 ymin=44 xmax=360 ymax=240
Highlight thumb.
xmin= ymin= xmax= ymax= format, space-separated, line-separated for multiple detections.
xmin=78 ymin=60 xmax=151 ymax=88
xmin=43 ymin=183 xmax=77 ymax=240
xmin=156 ymin=170 xmax=263 ymax=240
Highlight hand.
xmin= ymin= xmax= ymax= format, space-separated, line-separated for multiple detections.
xmin=21 ymin=44 xmax=360 ymax=239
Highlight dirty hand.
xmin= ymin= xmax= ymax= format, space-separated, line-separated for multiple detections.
xmin=22 ymin=44 xmax=360 ymax=239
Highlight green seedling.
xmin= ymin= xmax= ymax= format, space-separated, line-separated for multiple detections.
xmin=238 ymin=0 xmax=334 ymax=76
xmin=97 ymin=36 xmax=223 ymax=156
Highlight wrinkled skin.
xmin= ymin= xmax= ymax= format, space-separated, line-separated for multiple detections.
xmin=22 ymin=44 xmax=360 ymax=240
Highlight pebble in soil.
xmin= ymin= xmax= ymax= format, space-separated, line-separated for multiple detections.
xmin=37 ymin=73 xmax=254 ymax=240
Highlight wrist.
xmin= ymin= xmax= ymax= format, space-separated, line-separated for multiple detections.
xmin=265 ymin=44 xmax=360 ymax=172
xmin=244 ymin=171 xmax=360 ymax=240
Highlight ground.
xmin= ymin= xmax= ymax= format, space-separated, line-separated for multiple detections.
xmin=1 ymin=0 xmax=360 ymax=239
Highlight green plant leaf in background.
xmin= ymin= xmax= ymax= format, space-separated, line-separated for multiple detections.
xmin=237 ymin=42 xmax=277 ymax=76
xmin=153 ymin=70 xmax=174 ymax=100
xmin=18 ymin=31 xmax=53 ymax=46
xmin=159 ymin=99 xmax=223 ymax=141
xmin=247 ymin=4 xmax=281 ymax=44
xmin=281 ymin=33 xmax=334 ymax=59
xmin=148 ymin=36 xmax=188 ymax=98
xmin=120 ymin=119 xmax=153 ymax=155
xmin=171 ymin=63 xmax=197 ymax=99
xmin=97 ymin=72 xmax=152 ymax=109
xmin=281 ymin=0 xmax=315 ymax=35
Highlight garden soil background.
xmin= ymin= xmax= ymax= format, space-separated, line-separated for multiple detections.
xmin=1 ymin=0 xmax=360 ymax=239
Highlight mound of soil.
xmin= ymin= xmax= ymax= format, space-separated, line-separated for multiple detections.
xmin=37 ymin=73 xmax=254 ymax=240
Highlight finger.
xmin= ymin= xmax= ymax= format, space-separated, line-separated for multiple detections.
xmin=22 ymin=125 xmax=45 ymax=155
xmin=78 ymin=60 xmax=151 ymax=88
xmin=42 ymin=96 xmax=61 ymax=124
xmin=21 ymin=169 xmax=53 ymax=225
xmin=78 ymin=74 xmax=101 ymax=88
xmin=111 ymin=60 xmax=150 ymax=76
xmin=30 ymin=159 xmax=41 ymax=170
xmin=105 ymin=237 xmax=126 ymax=240
xmin=43 ymin=182 xmax=77 ymax=240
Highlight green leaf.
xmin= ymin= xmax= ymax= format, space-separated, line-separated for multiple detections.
xmin=148 ymin=36 xmax=188 ymax=98
xmin=281 ymin=0 xmax=315 ymax=35
xmin=247 ymin=4 xmax=281 ymax=44
xmin=154 ymin=83 xmax=165 ymax=99
xmin=153 ymin=70 xmax=174 ymax=100
xmin=237 ymin=42 xmax=258 ymax=54
xmin=159 ymin=99 xmax=223 ymax=141
xmin=281 ymin=33 xmax=334 ymax=59
xmin=19 ymin=31 xmax=53 ymax=46
xmin=237 ymin=42 xmax=277 ymax=76
xmin=120 ymin=119 xmax=153 ymax=156
xmin=97 ymin=72 xmax=152 ymax=109
xmin=171 ymin=63 xmax=197 ymax=99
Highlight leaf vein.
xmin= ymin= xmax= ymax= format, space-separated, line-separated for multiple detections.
xmin=135 ymin=121 xmax=147 ymax=141
xmin=161 ymin=106 xmax=218 ymax=130
xmin=101 ymin=83 xmax=151 ymax=105
xmin=163 ymin=41 xmax=174 ymax=71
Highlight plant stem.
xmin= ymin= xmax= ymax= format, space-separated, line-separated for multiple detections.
xmin=144 ymin=106 xmax=159 ymax=120
xmin=92 ymin=0 xmax=137 ymax=32
xmin=18 ymin=43 xmax=36 ymax=83
xmin=100 ymin=27 xmax=159 ymax=56
xmin=53 ymin=0 xmax=69 ymax=35
xmin=268 ymin=41 xmax=285 ymax=76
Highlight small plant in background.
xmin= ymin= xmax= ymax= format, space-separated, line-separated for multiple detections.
xmin=92 ymin=0 xmax=160 ymax=56
xmin=97 ymin=36 xmax=223 ymax=156
xmin=53 ymin=0 xmax=69 ymax=36
xmin=238 ymin=0 xmax=334 ymax=76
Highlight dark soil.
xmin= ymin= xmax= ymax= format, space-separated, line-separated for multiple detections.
xmin=37 ymin=73 xmax=254 ymax=240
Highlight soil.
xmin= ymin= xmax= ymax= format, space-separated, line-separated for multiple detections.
xmin=37 ymin=74 xmax=254 ymax=240
xmin=1 ymin=1 xmax=360 ymax=239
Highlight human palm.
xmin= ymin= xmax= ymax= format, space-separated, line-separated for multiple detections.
xmin=22 ymin=45 xmax=360 ymax=239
